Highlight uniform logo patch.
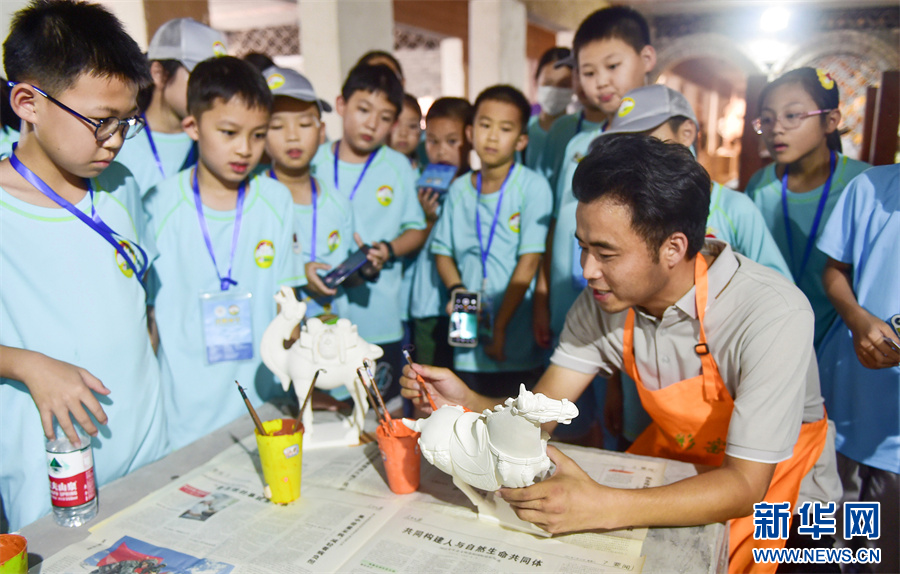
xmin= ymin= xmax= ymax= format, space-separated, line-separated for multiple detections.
xmin=705 ymin=226 xmax=719 ymax=239
xmin=376 ymin=185 xmax=393 ymax=206
xmin=327 ymin=230 xmax=341 ymax=252
xmin=212 ymin=41 xmax=227 ymax=57
xmin=509 ymin=212 xmax=520 ymax=233
xmin=267 ymin=73 xmax=285 ymax=90
xmin=115 ymin=240 xmax=138 ymax=278
xmin=254 ymin=240 xmax=275 ymax=268
xmin=617 ymin=97 xmax=636 ymax=117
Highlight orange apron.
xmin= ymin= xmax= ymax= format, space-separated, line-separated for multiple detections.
xmin=623 ymin=256 xmax=828 ymax=574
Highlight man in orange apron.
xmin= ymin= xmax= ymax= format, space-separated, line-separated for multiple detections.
xmin=399 ymin=134 xmax=841 ymax=573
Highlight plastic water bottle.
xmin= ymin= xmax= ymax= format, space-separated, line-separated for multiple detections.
xmin=46 ymin=428 xmax=98 ymax=527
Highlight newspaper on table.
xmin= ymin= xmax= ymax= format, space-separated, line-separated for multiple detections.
xmin=38 ymin=434 xmax=670 ymax=573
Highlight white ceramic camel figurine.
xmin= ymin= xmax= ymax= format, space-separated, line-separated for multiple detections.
xmin=260 ymin=287 xmax=383 ymax=440
xmin=404 ymin=384 xmax=578 ymax=518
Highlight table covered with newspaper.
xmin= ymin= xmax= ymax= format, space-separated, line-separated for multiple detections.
xmin=28 ymin=411 xmax=727 ymax=574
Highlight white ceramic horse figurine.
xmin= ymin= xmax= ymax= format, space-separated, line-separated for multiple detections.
xmin=260 ymin=287 xmax=383 ymax=438
xmin=403 ymin=384 xmax=578 ymax=515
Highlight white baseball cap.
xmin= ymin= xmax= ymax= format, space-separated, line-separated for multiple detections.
xmin=147 ymin=18 xmax=228 ymax=72
xmin=263 ymin=65 xmax=332 ymax=113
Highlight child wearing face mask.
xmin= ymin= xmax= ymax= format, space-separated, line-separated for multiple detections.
xmin=746 ymin=67 xmax=870 ymax=350
xmin=525 ymin=47 xmax=573 ymax=172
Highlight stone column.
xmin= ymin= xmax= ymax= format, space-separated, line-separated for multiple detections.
xmin=467 ymin=0 xmax=527 ymax=100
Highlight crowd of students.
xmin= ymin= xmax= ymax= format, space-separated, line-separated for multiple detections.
xmin=0 ymin=2 xmax=896 ymax=570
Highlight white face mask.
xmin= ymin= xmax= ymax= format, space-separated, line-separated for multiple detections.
xmin=537 ymin=86 xmax=573 ymax=116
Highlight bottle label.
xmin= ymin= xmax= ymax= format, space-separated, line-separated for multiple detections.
xmin=47 ymin=444 xmax=96 ymax=507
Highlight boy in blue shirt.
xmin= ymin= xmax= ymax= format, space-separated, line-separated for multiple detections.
xmin=432 ymin=85 xmax=552 ymax=398
xmin=115 ymin=18 xmax=227 ymax=195
xmin=409 ymin=97 xmax=473 ymax=370
xmin=525 ymin=47 xmax=572 ymax=173
xmin=144 ymin=57 xmax=304 ymax=450
xmin=816 ymin=164 xmax=899 ymax=572
xmin=0 ymin=0 xmax=167 ymax=530
xmin=311 ymin=64 xmax=427 ymax=397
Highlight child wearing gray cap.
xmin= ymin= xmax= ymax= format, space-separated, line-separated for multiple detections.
xmin=116 ymin=18 xmax=227 ymax=195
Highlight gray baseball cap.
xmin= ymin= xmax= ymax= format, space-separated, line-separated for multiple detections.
xmin=263 ymin=65 xmax=332 ymax=113
xmin=147 ymin=18 xmax=228 ymax=72
xmin=602 ymin=84 xmax=698 ymax=135
xmin=553 ymin=54 xmax=576 ymax=69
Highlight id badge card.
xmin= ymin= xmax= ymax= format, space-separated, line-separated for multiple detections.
xmin=571 ymin=235 xmax=588 ymax=291
xmin=478 ymin=291 xmax=494 ymax=344
xmin=200 ymin=291 xmax=254 ymax=364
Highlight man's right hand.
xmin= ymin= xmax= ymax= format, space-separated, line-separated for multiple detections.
xmin=18 ymin=351 xmax=110 ymax=445
xmin=399 ymin=362 xmax=473 ymax=414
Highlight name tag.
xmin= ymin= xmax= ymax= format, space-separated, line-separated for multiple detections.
xmin=200 ymin=291 xmax=254 ymax=364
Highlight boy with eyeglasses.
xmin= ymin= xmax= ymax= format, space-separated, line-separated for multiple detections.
xmin=0 ymin=0 xmax=168 ymax=531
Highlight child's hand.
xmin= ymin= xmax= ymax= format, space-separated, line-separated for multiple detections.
xmin=360 ymin=233 xmax=388 ymax=271
xmin=304 ymin=262 xmax=337 ymax=297
xmin=21 ymin=353 xmax=111 ymax=444
xmin=532 ymin=294 xmax=552 ymax=349
xmin=484 ymin=330 xmax=506 ymax=362
xmin=417 ymin=188 xmax=440 ymax=222
xmin=848 ymin=311 xmax=900 ymax=369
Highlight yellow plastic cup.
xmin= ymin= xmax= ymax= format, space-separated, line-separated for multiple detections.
xmin=0 ymin=534 xmax=27 ymax=574
xmin=255 ymin=418 xmax=303 ymax=503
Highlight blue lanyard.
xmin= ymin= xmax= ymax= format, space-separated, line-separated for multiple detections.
xmin=333 ymin=140 xmax=376 ymax=201
xmin=575 ymin=111 xmax=585 ymax=134
xmin=142 ymin=116 xmax=198 ymax=179
xmin=268 ymin=169 xmax=319 ymax=262
xmin=475 ymin=164 xmax=515 ymax=281
xmin=781 ymin=151 xmax=836 ymax=280
xmin=9 ymin=151 xmax=148 ymax=282
xmin=192 ymin=168 xmax=246 ymax=291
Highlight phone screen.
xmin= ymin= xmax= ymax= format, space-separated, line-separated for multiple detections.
xmin=448 ymin=291 xmax=479 ymax=347
xmin=321 ymin=246 xmax=370 ymax=289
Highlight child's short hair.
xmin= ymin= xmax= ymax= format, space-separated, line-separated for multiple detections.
xmin=403 ymin=93 xmax=422 ymax=117
xmin=573 ymin=6 xmax=651 ymax=58
xmin=243 ymin=52 xmax=275 ymax=72
xmin=426 ymin=97 xmax=473 ymax=126
xmin=535 ymin=47 xmax=571 ymax=81
xmin=3 ymin=0 xmax=151 ymax=96
xmin=758 ymin=67 xmax=842 ymax=153
xmin=473 ymin=85 xmax=530 ymax=134
xmin=355 ymin=50 xmax=404 ymax=83
xmin=187 ymin=56 xmax=272 ymax=117
xmin=341 ymin=64 xmax=404 ymax=117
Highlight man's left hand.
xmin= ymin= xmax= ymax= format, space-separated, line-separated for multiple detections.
xmin=498 ymin=446 xmax=613 ymax=534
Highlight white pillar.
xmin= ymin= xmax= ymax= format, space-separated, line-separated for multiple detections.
xmin=97 ymin=0 xmax=148 ymax=50
xmin=299 ymin=0 xmax=394 ymax=142
xmin=440 ymin=37 xmax=465 ymax=98
xmin=1 ymin=0 xmax=31 ymax=73
xmin=468 ymin=0 xmax=527 ymax=100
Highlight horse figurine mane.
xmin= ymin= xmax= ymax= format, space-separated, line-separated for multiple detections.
xmin=404 ymin=384 xmax=578 ymax=519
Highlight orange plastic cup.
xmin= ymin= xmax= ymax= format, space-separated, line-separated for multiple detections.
xmin=375 ymin=420 xmax=421 ymax=494
xmin=0 ymin=534 xmax=27 ymax=574
xmin=255 ymin=418 xmax=303 ymax=503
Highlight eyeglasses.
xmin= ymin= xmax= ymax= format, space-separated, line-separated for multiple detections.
xmin=7 ymin=81 xmax=145 ymax=142
xmin=752 ymin=109 xmax=834 ymax=135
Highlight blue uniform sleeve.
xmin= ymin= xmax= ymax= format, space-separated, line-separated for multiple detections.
xmin=517 ymin=171 xmax=552 ymax=256
xmin=816 ymin=172 xmax=867 ymax=265
xmin=718 ymin=185 xmax=793 ymax=281
xmin=397 ymin=161 xmax=427 ymax=235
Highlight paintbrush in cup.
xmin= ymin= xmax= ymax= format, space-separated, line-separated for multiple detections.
xmin=293 ymin=369 xmax=326 ymax=433
xmin=236 ymin=380 xmax=267 ymax=436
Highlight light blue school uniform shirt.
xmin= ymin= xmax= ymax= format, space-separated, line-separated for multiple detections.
xmin=312 ymin=144 xmax=426 ymax=344
xmin=0 ymin=126 xmax=19 ymax=160
xmin=538 ymin=112 xmax=605 ymax=195
xmin=816 ymin=164 xmax=899 ymax=474
xmin=431 ymin=164 xmax=552 ymax=373
xmin=524 ymin=115 xmax=549 ymax=172
xmin=288 ymin=174 xmax=354 ymax=319
xmin=144 ymin=170 xmax=304 ymax=451
xmin=409 ymin=209 xmax=446 ymax=320
xmin=746 ymin=153 xmax=870 ymax=347
xmin=0 ymin=163 xmax=167 ymax=531
xmin=115 ymin=128 xmax=195 ymax=196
